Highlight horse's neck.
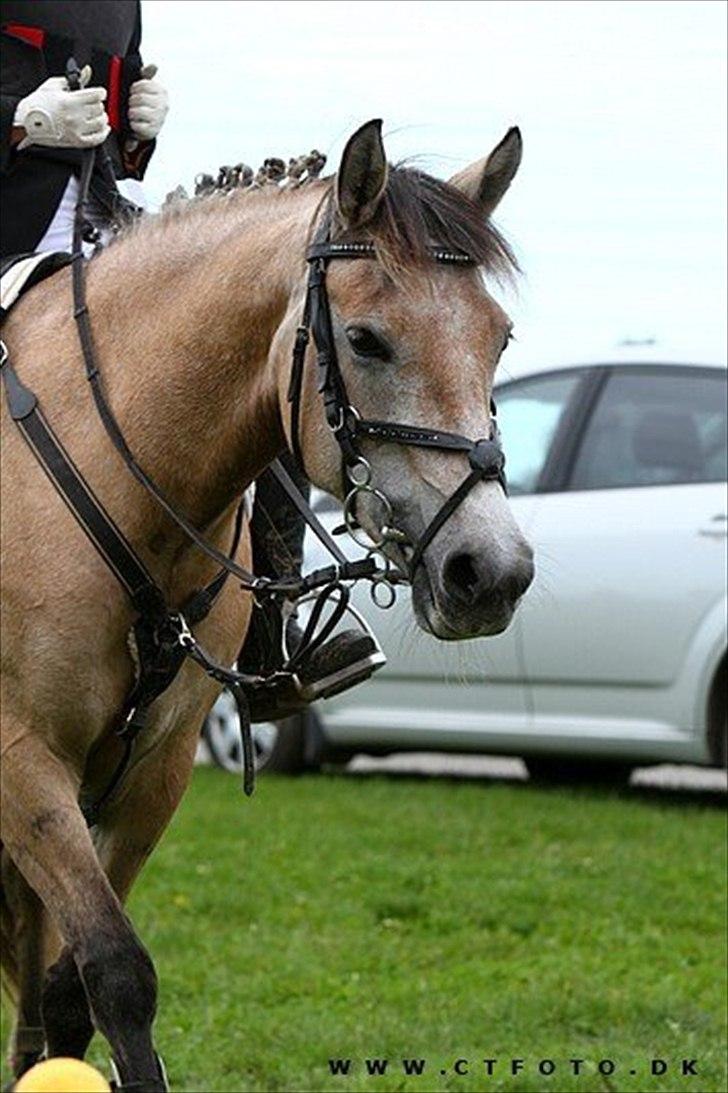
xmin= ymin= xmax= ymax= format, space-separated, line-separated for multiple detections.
xmin=85 ymin=192 xmax=313 ymax=529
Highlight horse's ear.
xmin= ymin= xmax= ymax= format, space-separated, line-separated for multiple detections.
xmin=449 ymin=127 xmax=522 ymax=219
xmin=335 ymin=119 xmax=388 ymax=230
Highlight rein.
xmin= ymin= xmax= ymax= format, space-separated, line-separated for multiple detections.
xmin=71 ymin=153 xmax=377 ymax=603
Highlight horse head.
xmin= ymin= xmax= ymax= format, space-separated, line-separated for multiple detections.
xmin=275 ymin=120 xmax=534 ymax=640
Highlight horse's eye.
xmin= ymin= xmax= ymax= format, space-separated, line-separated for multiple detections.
xmin=501 ymin=330 xmax=513 ymax=354
xmin=346 ymin=325 xmax=391 ymax=361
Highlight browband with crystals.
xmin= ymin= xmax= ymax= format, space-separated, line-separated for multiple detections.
xmin=306 ymin=241 xmax=476 ymax=265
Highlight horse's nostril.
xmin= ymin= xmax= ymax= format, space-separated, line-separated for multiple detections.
xmin=501 ymin=558 xmax=535 ymax=602
xmin=443 ymin=550 xmax=534 ymax=609
xmin=443 ymin=552 xmax=482 ymax=605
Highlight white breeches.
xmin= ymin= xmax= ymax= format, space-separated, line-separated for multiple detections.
xmin=36 ymin=176 xmax=147 ymax=255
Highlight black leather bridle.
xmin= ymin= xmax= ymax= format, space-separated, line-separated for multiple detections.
xmin=0 ymin=161 xmax=508 ymax=819
xmin=287 ymin=214 xmax=507 ymax=594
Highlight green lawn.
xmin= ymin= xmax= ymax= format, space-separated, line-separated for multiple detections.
xmin=2 ymin=768 xmax=726 ymax=1093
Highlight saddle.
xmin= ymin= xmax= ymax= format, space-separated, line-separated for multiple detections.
xmin=0 ymin=251 xmax=71 ymax=318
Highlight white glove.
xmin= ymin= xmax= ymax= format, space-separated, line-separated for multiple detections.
xmin=14 ymin=68 xmax=110 ymax=150
xmin=128 ymin=64 xmax=168 ymax=142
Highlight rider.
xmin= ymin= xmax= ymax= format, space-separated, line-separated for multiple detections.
xmin=0 ymin=0 xmax=166 ymax=254
xmin=1 ymin=1 xmax=380 ymax=722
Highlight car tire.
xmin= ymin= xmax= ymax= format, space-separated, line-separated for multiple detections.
xmin=712 ymin=716 xmax=727 ymax=772
xmin=707 ymin=656 xmax=727 ymax=770
xmin=202 ymin=692 xmax=324 ymax=775
xmin=524 ymin=756 xmax=633 ymax=787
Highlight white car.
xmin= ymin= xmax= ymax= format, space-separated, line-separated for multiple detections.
xmin=204 ymin=359 xmax=727 ymax=782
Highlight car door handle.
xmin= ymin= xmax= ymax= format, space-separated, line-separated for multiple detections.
xmin=698 ymin=513 xmax=728 ymax=538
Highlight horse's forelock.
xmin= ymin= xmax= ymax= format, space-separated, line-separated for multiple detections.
xmin=363 ymin=165 xmax=519 ymax=285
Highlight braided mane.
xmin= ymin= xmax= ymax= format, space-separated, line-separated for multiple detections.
xmin=157 ymin=148 xmax=517 ymax=283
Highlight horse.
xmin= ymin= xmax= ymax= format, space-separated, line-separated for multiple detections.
xmin=0 ymin=119 xmax=534 ymax=1090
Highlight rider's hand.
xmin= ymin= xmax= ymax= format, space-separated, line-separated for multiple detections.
xmin=128 ymin=65 xmax=168 ymax=142
xmin=13 ymin=72 xmax=110 ymax=150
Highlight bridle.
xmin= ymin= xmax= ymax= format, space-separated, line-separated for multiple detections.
xmin=287 ymin=211 xmax=508 ymax=605
xmin=0 ymin=154 xmax=508 ymax=816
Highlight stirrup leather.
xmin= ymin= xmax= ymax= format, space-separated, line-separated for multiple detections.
xmin=244 ymin=590 xmax=386 ymax=723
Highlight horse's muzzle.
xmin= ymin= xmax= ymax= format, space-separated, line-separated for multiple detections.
xmin=414 ymin=541 xmax=535 ymax=640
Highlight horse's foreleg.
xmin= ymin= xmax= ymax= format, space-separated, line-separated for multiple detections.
xmin=42 ymin=947 xmax=94 ymax=1062
xmin=1 ymin=731 xmax=164 ymax=1091
xmin=94 ymin=711 xmax=202 ymax=900
xmin=42 ymin=705 xmax=204 ymax=1085
xmin=1 ymin=854 xmax=46 ymax=1078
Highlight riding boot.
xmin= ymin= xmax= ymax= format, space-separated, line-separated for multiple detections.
xmin=239 ymin=453 xmax=385 ymax=722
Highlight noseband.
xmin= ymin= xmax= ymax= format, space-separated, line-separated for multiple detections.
xmin=287 ymin=223 xmax=508 ymax=601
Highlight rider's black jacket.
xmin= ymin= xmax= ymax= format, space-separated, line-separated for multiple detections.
xmin=1 ymin=0 xmax=156 ymax=256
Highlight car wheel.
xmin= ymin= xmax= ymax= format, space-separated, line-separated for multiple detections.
xmin=524 ymin=756 xmax=633 ymax=786
xmin=202 ymin=689 xmax=278 ymax=774
xmin=202 ymin=691 xmax=323 ymax=774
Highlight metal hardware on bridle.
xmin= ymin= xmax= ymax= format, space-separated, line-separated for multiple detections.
xmin=287 ymin=209 xmax=508 ymax=605
xmin=369 ymin=555 xmax=398 ymax=609
xmin=341 ymin=457 xmax=403 ymax=608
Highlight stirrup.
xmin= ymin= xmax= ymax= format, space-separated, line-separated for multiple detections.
xmin=283 ymin=589 xmax=385 ymax=679
xmin=295 ymin=630 xmax=386 ymax=702
xmin=246 ymin=596 xmax=386 ymax=722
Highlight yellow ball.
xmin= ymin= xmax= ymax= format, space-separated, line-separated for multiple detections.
xmin=15 ymin=1058 xmax=110 ymax=1092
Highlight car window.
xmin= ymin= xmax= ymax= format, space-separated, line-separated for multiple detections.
xmin=495 ymin=372 xmax=583 ymax=495
xmin=569 ymin=368 xmax=728 ymax=490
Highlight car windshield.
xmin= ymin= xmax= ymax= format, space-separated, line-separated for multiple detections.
xmin=496 ymin=372 xmax=582 ymax=494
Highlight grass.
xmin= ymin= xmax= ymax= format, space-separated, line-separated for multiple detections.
xmin=1 ymin=767 xmax=726 ymax=1093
